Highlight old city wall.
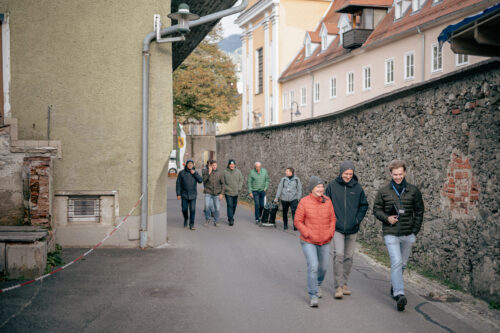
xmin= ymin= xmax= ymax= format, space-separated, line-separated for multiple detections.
xmin=216 ymin=60 xmax=500 ymax=303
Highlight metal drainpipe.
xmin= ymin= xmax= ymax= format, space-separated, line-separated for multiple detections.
xmin=417 ymin=26 xmax=425 ymax=82
xmin=309 ymin=70 xmax=314 ymax=118
xmin=140 ymin=0 xmax=248 ymax=248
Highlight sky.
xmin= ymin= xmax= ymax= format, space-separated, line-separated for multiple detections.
xmin=220 ymin=10 xmax=242 ymax=38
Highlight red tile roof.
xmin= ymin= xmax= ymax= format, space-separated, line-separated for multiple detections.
xmin=281 ymin=0 xmax=491 ymax=81
xmin=323 ymin=22 xmax=339 ymax=34
xmin=308 ymin=31 xmax=321 ymax=43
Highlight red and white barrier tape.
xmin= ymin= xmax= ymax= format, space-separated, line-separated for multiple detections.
xmin=0 ymin=194 xmax=144 ymax=294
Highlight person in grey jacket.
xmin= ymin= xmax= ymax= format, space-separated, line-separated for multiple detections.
xmin=274 ymin=167 xmax=302 ymax=230
xmin=223 ymin=159 xmax=243 ymax=226
xmin=325 ymin=160 xmax=368 ymax=299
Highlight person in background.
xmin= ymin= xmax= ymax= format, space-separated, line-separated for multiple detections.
xmin=223 ymin=160 xmax=243 ymax=226
xmin=325 ymin=160 xmax=369 ymax=299
xmin=294 ymin=176 xmax=336 ymax=308
xmin=274 ymin=167 xmax=302 ymax=230
xmin=176 ymin=159 xmax=203 ymax=230
xmin=248 ymin=162 xmax=269 ymax=224
xmin=202 ymin=160 xmax=224 ymax=227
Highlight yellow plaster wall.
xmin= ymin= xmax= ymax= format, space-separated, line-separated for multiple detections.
xmin=0 ymin=0 xmax=172 ymax=216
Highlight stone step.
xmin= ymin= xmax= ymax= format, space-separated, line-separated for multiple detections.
xmin=0 ymin=232 xmax=48 ymax=243
xmin=0 ymin=226 xmax=47 ymax=233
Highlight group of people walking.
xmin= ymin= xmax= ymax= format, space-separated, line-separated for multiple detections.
xmin=176 ymin=158 xmax=424 ymax=312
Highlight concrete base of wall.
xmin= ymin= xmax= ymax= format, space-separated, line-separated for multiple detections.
xmin=0 ymin=243 xmax=5 ymax=274
xmin=55 ymin=214 xmax=167 ymax=248
xmin=5 ymin=241 xmax=47 ymax=279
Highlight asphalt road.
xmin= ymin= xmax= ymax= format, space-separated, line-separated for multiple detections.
xmin=0 ymin=180 xmax=496 ymax=332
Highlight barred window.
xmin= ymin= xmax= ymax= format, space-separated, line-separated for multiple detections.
xmin=68 ymin=196 xmax=100 ymax=222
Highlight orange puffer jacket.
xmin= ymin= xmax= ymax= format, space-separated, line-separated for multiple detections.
xmin=294 ymin=194 xmax=336 ymax=245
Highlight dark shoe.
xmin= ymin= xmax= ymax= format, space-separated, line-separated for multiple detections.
xmin=189 ymin=226 xmax=196 ymax=231
xmin=184 ymin=220 xmax=188 ymax=228
xmin=395 ymin=295 xmax=407 ymax=311
xmin=284 ymin=225 xmax=288 ymax=230
xmin=229 ymin=220 xmax=234 ymax=226
xmin=293 ymin=227 xmax=298 ymax=231
xmin=255 ymin=220 xmax=260 ymax=225
xmin=213 ymin=222 xmax=218 ymax=227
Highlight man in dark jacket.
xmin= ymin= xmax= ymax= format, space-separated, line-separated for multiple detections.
xmin=176 ymin=159 xmax=203 ymax=230
xmin=373 ymin=160 xmax=424 ymax=312
xmin=325 ymin=160 xmax=368 ymax=299
xmin=202 ymin=160 xmax=224 ymax=227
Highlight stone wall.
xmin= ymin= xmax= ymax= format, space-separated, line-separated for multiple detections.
xmin=216 ymin=60 xmax=500 ymax=303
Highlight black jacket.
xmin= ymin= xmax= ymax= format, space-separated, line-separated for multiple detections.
xmin=373 ymin=180 xmax=424 ymax=236
xmin=176 ymin=167 xmax=203 ymax=200
xmin=325 ymin=175 xmax=369 ymax=234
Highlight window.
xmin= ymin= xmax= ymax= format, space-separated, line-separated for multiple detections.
xmin=314 ymin=82 xmax=320 ymax=103
xmin=321 ymin=34 xmax=328 ymax=51
xmin=329 ymin=77 xmax=337 ymax=98
xmin=347 ymin=72 xmax=354 ymax=94
xmin=404 ymin=51 xmax=415 ymax=80
xmin=395 ymin=0 xmax=403 ymax=19
xmin=290 ymin=90 xmax=295 ymax=109
xmin=301 ymin=87 xmax=307 ymax=106
xmin=431 ymin=43 xmax=442 ymax=72
xmin=385 ymin=58 xmax=394 ymax=84
xmin=362 ymin=66 xmax=371 ymax=90
xmin=305 ymin=41 xmax=312 ymax=57
xmin=456 ymin=54 xmax=469 ymax=66
xmin=412 ymin=0 xmax=424 ymax=12
xmin=283 ymin=93 xmax=288 ymax=111
xmin=68 ymin=196 xmax=100 ymax=222
xmin=255 ymin=48 xmax=263 ymax=94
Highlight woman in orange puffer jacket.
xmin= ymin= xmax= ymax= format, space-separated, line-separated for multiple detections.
xmin=294 ymin=176 xmax=336 ymax=308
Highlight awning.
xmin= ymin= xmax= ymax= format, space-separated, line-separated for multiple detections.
xmin=438 ymin=3 xmax=500 ymax=57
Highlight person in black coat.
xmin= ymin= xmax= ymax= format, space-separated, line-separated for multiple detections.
xmin=325 ymin=160 xmax=368 ymax=299
xmin=176 ymin=159 xmax=203 ymax=230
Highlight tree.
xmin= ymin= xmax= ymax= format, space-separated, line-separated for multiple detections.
xmin=173 ymin=24 xmax=240 ymax=123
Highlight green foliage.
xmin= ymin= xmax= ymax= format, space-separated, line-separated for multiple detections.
xmin=173 ymin=23 xmax=240 ymax=123
xmin=489 ymin=301 xmax=500 ymax=310
xmin=45 ymin=244 xmax=64 ymax=274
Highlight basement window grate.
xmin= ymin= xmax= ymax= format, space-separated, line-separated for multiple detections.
xmin=68 ymin=196 xmax=100 ymax=222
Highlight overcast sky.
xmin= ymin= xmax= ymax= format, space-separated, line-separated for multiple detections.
xmin=220 ymin=10 xmax=242 ymax=38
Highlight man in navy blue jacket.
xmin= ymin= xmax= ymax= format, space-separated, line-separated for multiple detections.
xmin=325 ymin=160 xmax=368 ymax=299
xmin=176 ymin=159 xmax=203 ymax=230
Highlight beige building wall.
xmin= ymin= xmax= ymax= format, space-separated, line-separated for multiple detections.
xmin=282 ymin=17 xmax=488 ymax=122
xmin=238 ymin=0 xmax=330 ymax=128
xmin=0 ymin=0 xmax=172 ymax=247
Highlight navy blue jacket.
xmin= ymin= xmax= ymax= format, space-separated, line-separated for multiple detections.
xmin=176 ymin=167 xmax=203 ymax=200
xmin=325 ymin=174 xmax=369 ymax=234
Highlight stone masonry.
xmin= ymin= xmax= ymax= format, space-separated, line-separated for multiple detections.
xmin=216 ymin=60 xmax=500 ymax=303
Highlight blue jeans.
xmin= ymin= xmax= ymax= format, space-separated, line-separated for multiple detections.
xmin=204 ymin=194 xmax=220 ymax=222
xmin=181 ymin=198 xmax=196 ymax=226
xmin=252 ymin=190 xmax=265 ymax=221
xmin=301 ymin=240 xmax=331 ymax=298
xmin=225 ymin=195 xmax=238 ymax=222
xmin=384 ymin=234 xmax=416 ymax=297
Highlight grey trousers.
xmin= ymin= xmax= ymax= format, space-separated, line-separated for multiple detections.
xmin=333 ymin=232 xmax=357 ymax=289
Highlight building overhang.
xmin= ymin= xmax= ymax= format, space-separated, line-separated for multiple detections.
xmin=337 ymin=4 xmax=391 ymax=14
xmin=438 ymin=3 xmax=500 ymax=57
xmin=172 ymin=0 xmax=239 ymax=70
xmin=235 ymin=0 xmax=277 ymax=28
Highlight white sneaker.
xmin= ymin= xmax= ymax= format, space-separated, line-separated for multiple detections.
xmin=317 ymin=287 xmax=322 ymax=298
xmin=310 ymin=296 xmax=319 ymax=307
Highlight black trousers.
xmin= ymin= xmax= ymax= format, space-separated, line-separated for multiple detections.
xmin=282 ymin=199 xmax=298 ymax=229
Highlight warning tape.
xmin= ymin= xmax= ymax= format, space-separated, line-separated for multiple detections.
xmin=0 ymin=194 xmax=144 ymax=294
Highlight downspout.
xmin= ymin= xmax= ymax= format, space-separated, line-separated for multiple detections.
xmin=309 ymin=70 xmax=314 ymax=118
xmin=140 ymin=0 xmax=248 ymax=248
xmin=416 ymin=26 xmax=425 ymax=82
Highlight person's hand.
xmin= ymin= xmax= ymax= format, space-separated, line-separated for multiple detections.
xmin=177 ymin=196 xmax=181 ymax=200
xmin=219 ymin=194 xmax=223 ymax=200
xmin=273 ymin=198 xmax=279 ymax=203
xmin=208 ymin=165 xmax=213 ymax=173
xmin=190 ymin=169 xmax=195 ymax=175
xmin=249 ymin=193 xmax=253 ymax=199
xmin=388 ymin=215 xmax=398 ymax=224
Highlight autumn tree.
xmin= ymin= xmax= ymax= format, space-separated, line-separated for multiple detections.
xmin=173 ymin=24 xmax=240 ymax=123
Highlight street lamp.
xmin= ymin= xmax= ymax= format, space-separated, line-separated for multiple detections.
xmin=290 ymin=101 xmax=301 ymax=122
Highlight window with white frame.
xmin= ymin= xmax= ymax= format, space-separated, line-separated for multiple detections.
xmin=255 ymin=48 xmax=263 ymax=94
xmin=363 ymin=66 xmax=371 ymax=90
xmin=283 ymin=92 xmax=288 ymax=111
xmin=385 ymin=58 xmax=394 ymax=84
xmin=404 ymin=51 xmax=415 ymax=80
xmin=314 ymin=82 xmax=320 ymax=103
xmin=347 ymin=72 xmax=354 ymax=94
xmin=289 ymin=90 xmax=295 ymax=109
xmin=329 ymin=77 xmax=337 ymax=98
xmin=301 ymin=87 xmax=307 ymax=106
xmin=456 ymin=54 xmax=469 ymax=66
xmin=412 ymin=0 xmax=424 ymax=12
xmin=305 ymin=40 xmax=312 ymax=57
xmin=395 ymin=0 xmax=403 ymax=19
xmin=68 ymin=196 xmax=100 ymax=222
xmin=431 ymin=43 xmax=442 ymax=72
